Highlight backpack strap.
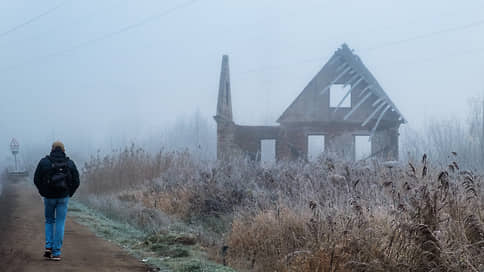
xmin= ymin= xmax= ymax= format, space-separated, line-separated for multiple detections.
xmin=46 ymin=155 xmax=68 ymax=165
xmin=45 ymin=155 xmax=55 ymax=169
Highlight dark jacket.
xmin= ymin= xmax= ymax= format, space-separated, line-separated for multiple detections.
xmin=34 ymin=149 xmax=80 ymax=198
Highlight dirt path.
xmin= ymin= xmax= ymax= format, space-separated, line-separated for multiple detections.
xmin=0 ymin=181 xmax=154 ymax=272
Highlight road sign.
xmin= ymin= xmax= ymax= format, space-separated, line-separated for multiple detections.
xmin=10 ymin=138 xmax=19 ymax=155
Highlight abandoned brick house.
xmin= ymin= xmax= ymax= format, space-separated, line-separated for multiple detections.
xmin=214 ymin=44 xmax=407 ymax=161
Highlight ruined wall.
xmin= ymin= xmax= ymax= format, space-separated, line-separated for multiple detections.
xmin=215 ymin=47 xmax=404 ymax=162
xmin=371 ymin=127 xmax=399 ymax=161
xmin=276 ymin=127 xmax=307 ymax=160
xmin=325 ymin=132 xmax=355 ymax=161
xmin=233 ymin=125 xmax=280 ymax=160
xmin=217 ymin=120 xmax=399 ymax=162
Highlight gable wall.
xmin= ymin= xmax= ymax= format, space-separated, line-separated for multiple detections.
xmin=279 ymin=55 xmax=400 ymax=125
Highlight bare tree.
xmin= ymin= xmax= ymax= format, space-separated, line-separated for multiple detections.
xmin=401 ymin=96 xmax=484 ymax=171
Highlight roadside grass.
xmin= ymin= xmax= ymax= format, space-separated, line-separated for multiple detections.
xmin=68 ymin=200 xmax=236 ymax=272
xmin=79 ymin=146 xmax=484 ymax=271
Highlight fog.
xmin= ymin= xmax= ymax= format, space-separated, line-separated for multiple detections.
xmin=1 ymin=0 xmax=484 ymax=165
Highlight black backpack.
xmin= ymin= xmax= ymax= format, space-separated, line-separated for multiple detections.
xmin=46 ymin=156 xmax=72 ymax=191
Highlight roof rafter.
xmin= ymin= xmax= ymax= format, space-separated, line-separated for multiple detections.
xmin=370 ymin=105 xmax=392 ymax=138
xmin=372 ymin=97 xmax=384 ymax=107
xmin=334 ymin=78 xmax=366 ymax=112
xmin=359 ymin=85 xmax=372 ymax=97
xmin=344 ymin=92 xmax=372 ymax=120
xmin=343 ymin=73 xmax=361 ymax=88
xmin=335 ymin=61 xmax=348 ymax=72
xmin=320 ymin=66 xmax=352 ymax=95
xmin=362 ymin=101 xmax=387 ymax=127
xmin=337 ymin=44 xmax=407 ymax=123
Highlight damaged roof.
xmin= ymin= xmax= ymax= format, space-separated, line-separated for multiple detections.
xmin=277 ymin=44 xmax=407 ymax=126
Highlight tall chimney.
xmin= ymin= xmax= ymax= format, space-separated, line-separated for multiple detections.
xmin=216 ymin=55 xmax=233 ymax=121
xmin=214 ymin=55 xmax=236 ymax=160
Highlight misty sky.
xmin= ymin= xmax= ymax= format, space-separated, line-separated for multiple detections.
xmin=1 ymin=0 xmax=484 ymax=159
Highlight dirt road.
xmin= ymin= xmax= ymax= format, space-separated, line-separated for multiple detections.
xmin=0 ymin=180 xmax=153 ymax=272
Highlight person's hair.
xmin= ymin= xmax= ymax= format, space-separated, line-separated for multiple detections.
xmin=51 ymin=141 xmax=65 ymax=152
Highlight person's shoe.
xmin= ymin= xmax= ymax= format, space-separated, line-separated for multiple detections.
xmin=43 ymin=248 xmax=52 ymax=258
xmin=50 ymin=255 xmax=62 ymax=261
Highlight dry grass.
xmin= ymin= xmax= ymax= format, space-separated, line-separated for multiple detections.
xmin=79 ymin=146 xmax=484 ymax=272
xmin=225 ymin=156 xmax=484 ymax=272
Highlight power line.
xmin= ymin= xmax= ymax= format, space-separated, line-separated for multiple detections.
xmin=236 ymin=45 xmax=484 ymax=78
xmin=2 ymin=0 xmax=482 ymax=74
xmin=239 ymin=55 xmax=330 ymax=75
xmin=1 ymin=0 xmax=200 ymax=72
xmin=238 ymin=17 xmax=484 ymax=75
xmin=392 ymin=45 xmax=484 ymax=67
xmin=0 ymin=0 xmax=69 ymax=39
xmin=365 ymin=18 xmax=484 ymax=51
xmin=68 ymin=0 xmax=200 ymax=50
xmin=0 ymin=0 xmax=125 ymax=47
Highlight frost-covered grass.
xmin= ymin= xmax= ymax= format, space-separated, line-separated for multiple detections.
xmin=68 ymin=200 xmax=235 ymax=272
xmin=79 ymin=145 xmax=484 ymax=271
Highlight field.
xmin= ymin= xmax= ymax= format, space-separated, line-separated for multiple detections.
xmin=78 ymin=145 xmax=484 ymax=271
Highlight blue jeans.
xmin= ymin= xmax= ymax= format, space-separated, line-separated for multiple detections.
xmin=44 ymin=197 xmax=69 ymax=256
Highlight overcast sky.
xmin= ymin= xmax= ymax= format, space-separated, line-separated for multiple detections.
xmin=1 ymin=0 xmax=484 ymax=160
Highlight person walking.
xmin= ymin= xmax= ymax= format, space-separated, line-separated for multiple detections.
xmin=33 ymin=141 xmax=80 ymax=261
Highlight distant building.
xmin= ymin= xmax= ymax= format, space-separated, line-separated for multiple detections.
xmin=214 ymin=44 xmax=406 ymax=161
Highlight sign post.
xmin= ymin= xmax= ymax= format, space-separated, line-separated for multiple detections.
xmin=10 ymin=138 xmax=20 ymax=171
